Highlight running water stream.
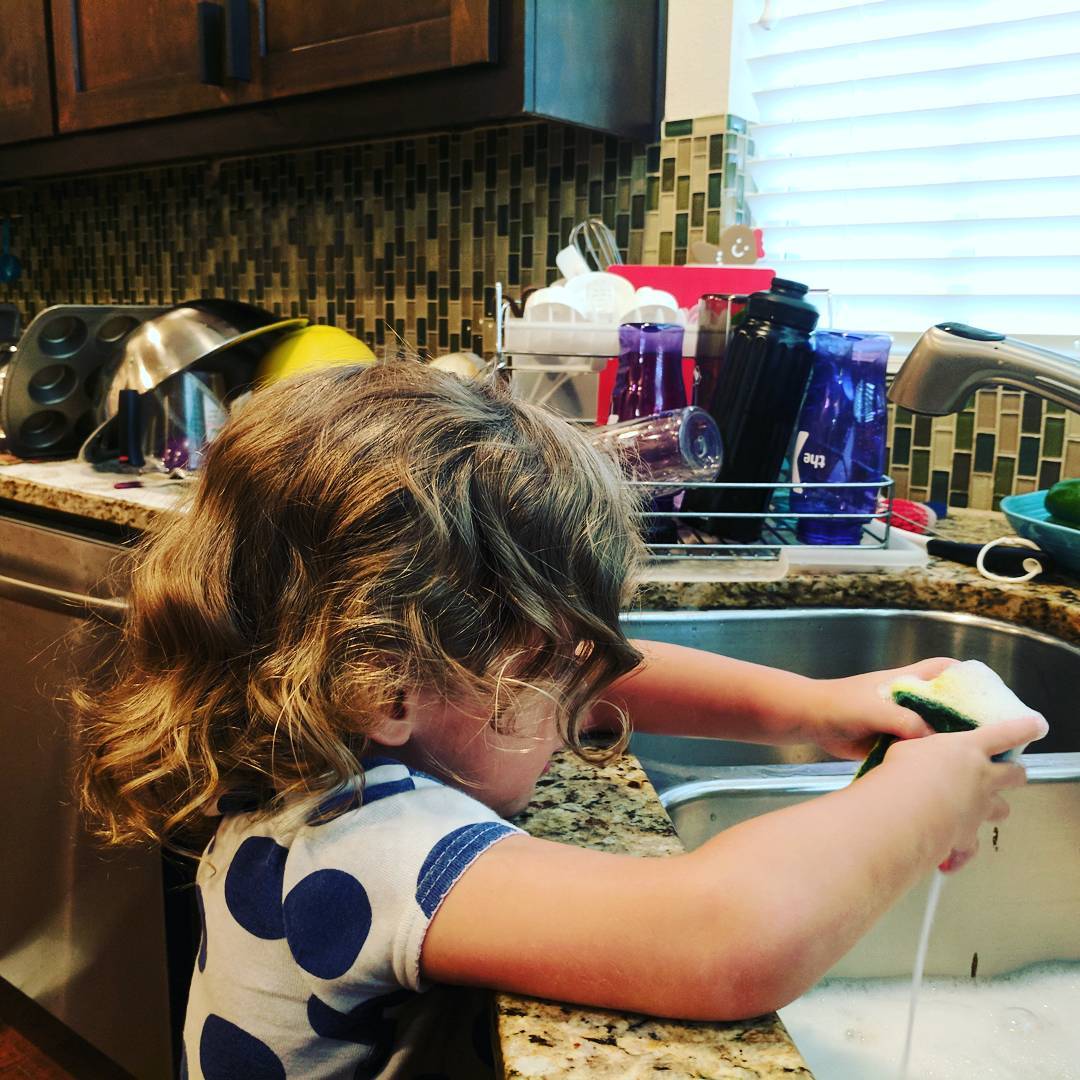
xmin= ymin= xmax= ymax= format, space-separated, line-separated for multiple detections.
xmin=897 ymin=869 xmax=946 ymax=1079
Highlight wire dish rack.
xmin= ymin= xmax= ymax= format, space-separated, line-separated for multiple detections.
xmin=492 ymin=283 xmax=922 ymax=573
xmin=631 ymin=477 xmax=897 ymax=562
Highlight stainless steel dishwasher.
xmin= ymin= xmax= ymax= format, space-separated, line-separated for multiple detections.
xmin=0 ymin=507 xmax=185 ymax=1079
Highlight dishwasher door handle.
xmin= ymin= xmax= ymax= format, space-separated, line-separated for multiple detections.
xmin=0 ymin=572 xmax=128 ymax=620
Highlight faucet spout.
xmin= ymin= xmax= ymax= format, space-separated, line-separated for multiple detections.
xmin=888 ymin=323 xmax=1080 ymax=416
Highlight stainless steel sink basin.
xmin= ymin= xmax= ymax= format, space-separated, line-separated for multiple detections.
xmin=624 ymin=608 xmax=1080 ymax=793
xmin=621 ymin=608 xmax=1080 ymax=979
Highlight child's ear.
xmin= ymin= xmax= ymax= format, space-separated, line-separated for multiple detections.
xmin=367 ymin=690 xmax=413 ymax=747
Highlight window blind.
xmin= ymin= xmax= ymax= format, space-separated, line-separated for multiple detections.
xmin=742 ymin=0 xmax=1080 ymax=363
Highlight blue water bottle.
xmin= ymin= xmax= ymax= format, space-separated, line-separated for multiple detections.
xmin=790 ymin=332 xmax=891 ymax=544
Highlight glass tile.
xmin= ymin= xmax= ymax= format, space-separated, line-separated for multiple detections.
xmin=1018 ymin=436 xmax=1040 ymax=477
xmin=646 ymin=144 xmax=661 ymax=173
xmin=658 ymin=231 xmax=673 ymax=264
xmin=912 ymin=449 xmax=930 ymax=487
xmin=691 ymin=192 xmax=705 ymax=228
xmin=1047 ymin=401 xmax=1066 ymax=415
xmin=647 ymin=176 xmax=659 ymax=211
xmin=661 ymin=158 xmax=675 ymax=192
xmin=1039 ymin=460 xmax=1061 ymax=490
xmin=951 ymin=451 xmax=971 ymax=492
xmin=665 ymin=119 xmax=693 ymax=137
xmin=974 ymin=432 xmax=995 ymax=473
xmin=994 ymin=456 xmax=1015 ymax=496
xmin=1022 ymin=394 xmax=1043 ymax=434
xmin=892 ymin=426 xmax=911 ymax=465
xmin=709 ymin=134 xmax=725 ymax=169
xmin=931 ymin=470 xmax=949 ymax=505
xmin=676 ymin=175 xmax=690 ymax=211
xmin=999 ymin=414 xmax=1019 ymax=455
xmin=1044 ymin=416 xmax=1065 ymax=457
xmin=949 ymin=492 xmax=969 ymax=508
xmin=975 ymin=390 xmax=998 ymax=429
xmin=708 ymin=172 xmax=723 ymax=208
xmin=955 ymin=411 xmax=974 ymax=450
xmin=675 ymin=212 xmax=688 ymax=248
xmin=706 ymin=210 xmax=721 ymax=244
xmin=894 ymin=407 xmax=913 ymax=425
xmin=913 ymin=415 xmax=932 ymax=446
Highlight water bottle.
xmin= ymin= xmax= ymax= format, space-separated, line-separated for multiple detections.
xmin=682 ymin=278 xmax=819 ymax=542
xmin=790 ymin=331 xmax=891 ymax=544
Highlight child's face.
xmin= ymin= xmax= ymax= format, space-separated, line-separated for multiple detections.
xmin=376 ymin=686 xmax=563 ymax=817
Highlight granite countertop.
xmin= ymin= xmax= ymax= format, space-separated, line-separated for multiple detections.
xmin=4 ymin=459 xmax=1079 ymax=1077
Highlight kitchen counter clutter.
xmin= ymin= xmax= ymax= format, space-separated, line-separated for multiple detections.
xmin=3 ymin=458 xmax=1079 ymax=1078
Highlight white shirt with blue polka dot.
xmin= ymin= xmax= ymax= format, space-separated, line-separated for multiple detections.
xmin=183 ymin=758 xmax=521 ymax=1079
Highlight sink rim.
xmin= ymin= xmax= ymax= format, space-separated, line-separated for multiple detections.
xmin=660 ymin=752 xmax=1080 ymax=813
xmin=622 ymin=606 xmax=1080 ymax=659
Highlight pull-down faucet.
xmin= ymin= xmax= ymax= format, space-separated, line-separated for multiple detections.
xmin=888 ymin=323 xmax=1080 ymax=415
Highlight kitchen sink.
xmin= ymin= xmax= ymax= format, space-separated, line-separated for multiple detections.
xmin=625 ymin=608 xmax=1080 ymax=792
xmin=622 ymin=608 xmax=1080 ymax=979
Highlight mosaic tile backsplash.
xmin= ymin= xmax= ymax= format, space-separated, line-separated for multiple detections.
xmin=0 ymin=115 xmax=1075 ymax=507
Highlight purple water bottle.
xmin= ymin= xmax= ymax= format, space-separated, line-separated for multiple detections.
xmin=790 ymin=332 xmax=892 ymax=544
xmin=609 ymin=322 xmax=686 ymax=422
xmin=608 ymin=322 xmax=687 ymax=545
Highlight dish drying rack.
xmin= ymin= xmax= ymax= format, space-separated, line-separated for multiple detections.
xmin=492 ymin=284 xmax=924 ymax=574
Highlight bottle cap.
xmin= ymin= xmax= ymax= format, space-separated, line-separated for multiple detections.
xmin=747 ymin=277 xmax=820 ymax=333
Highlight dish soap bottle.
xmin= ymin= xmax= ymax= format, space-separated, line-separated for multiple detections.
xmin=790 ymin=331 xmax=891 ymax=544
xmin=683 ymin=278 xmax=819 ymax=542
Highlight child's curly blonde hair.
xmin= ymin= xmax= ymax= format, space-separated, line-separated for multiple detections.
xmin=77 ymin=362 xmax=645 ymax=847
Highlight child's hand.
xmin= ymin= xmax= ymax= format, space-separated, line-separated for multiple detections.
xmin=878 ymin=714 xmax=1046 ymax=872
xmin=806 ymin=656 xmax=957 ymax=760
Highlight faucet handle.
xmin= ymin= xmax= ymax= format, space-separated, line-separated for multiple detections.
xmin=934 ymin=322 xmax=1006 ymax=343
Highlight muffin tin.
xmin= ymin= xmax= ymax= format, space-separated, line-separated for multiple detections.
xmin=1 ymin=305 xmax=166 ymax=459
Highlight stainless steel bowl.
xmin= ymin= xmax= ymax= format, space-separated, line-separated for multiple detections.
xmin=100 ymin=299 xmax=306 ymax=419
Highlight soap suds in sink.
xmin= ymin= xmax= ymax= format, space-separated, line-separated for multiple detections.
xmin=778 ymin=961 xmax=1080 ymax=1079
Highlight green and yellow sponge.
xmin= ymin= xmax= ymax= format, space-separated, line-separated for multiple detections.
xmin=856 ymin=660 xmax=1039 ymax=778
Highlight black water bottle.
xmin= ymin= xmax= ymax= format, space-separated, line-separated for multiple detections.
xmin=684 ymin=278 xmax=819 ymax=542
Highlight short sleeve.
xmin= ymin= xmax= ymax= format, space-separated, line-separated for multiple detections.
xmin=280 ymin=760 xmax=522 ymax=1001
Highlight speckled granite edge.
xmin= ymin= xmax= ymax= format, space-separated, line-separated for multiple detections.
xmin=494 ymin=753 xmax=811 ymax=1079
xmin=0 ymin=461 xmax=186 ymax=531
xmin=634 ymin=512 xmax=1080 ymax=647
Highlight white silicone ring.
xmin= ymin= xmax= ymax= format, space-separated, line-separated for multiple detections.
xmin=975 ymin=536 xmax=1044 ymax=583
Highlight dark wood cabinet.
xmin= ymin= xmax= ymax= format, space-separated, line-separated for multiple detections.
xmin=50 ymin=0 xmax=260 ymax=132
xmin=0 ymin=1 xmax=665 ymax=183
xmin=0 ymin=2 xmax=54 ymax=146
xmin=256 ymin=0 xmax=494 ymax=101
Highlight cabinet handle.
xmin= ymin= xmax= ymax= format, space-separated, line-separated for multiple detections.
xmin=0 ymin=572 xmax=127 ymax=621
xmin=258 ymin=0 xmax=267 ymax=56
xmin=197 ymin=1 xmax=225 ymax=86
xmin=69 ymin=0 xmax=85 ymax=92
xmin=225 ymin=0 xmax=252 ymax=81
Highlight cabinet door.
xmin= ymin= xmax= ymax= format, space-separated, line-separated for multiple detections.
xmin=51 ymin=0 xmax=260 ymax=132
xmin=255 ymin=0 xmax=494 ymax=102
xmin=0 ymin=2 xmax=53 ymax=145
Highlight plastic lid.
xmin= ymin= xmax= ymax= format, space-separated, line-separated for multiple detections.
xmin=746 ymin=277 xmax=820 ymax=333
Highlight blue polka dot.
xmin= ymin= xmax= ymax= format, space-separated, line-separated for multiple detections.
xmin=224 ymin=836 xmax=289 ymax=940
xmin=306 ymin=989 xmax=411 ymax=1043
xmin=284 ymin=869 xmax=371 ymax=979
xmin=199 ymin=1015 xmax=284 ymax=1080
xmin=196 ymin=885 xmax=207 ymax=971
xmin=416 ymin=822 xmax=515 ymax=918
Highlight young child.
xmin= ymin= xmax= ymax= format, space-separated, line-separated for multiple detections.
xmin=77 ymin=362 xmax=1045 ymax=1079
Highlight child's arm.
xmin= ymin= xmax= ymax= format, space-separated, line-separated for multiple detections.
xmin=423 ymin=717 xmax=1040 ymax=1020
xmin=591 ymin=639 xmax=956 ymax=759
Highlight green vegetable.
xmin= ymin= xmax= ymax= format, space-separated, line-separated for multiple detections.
xmin=1046 ymin=478 xmax=1080 ymax=527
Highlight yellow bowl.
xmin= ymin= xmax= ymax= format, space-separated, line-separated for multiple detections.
xmin=255 ymin=325 xmax=375 ymax=385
